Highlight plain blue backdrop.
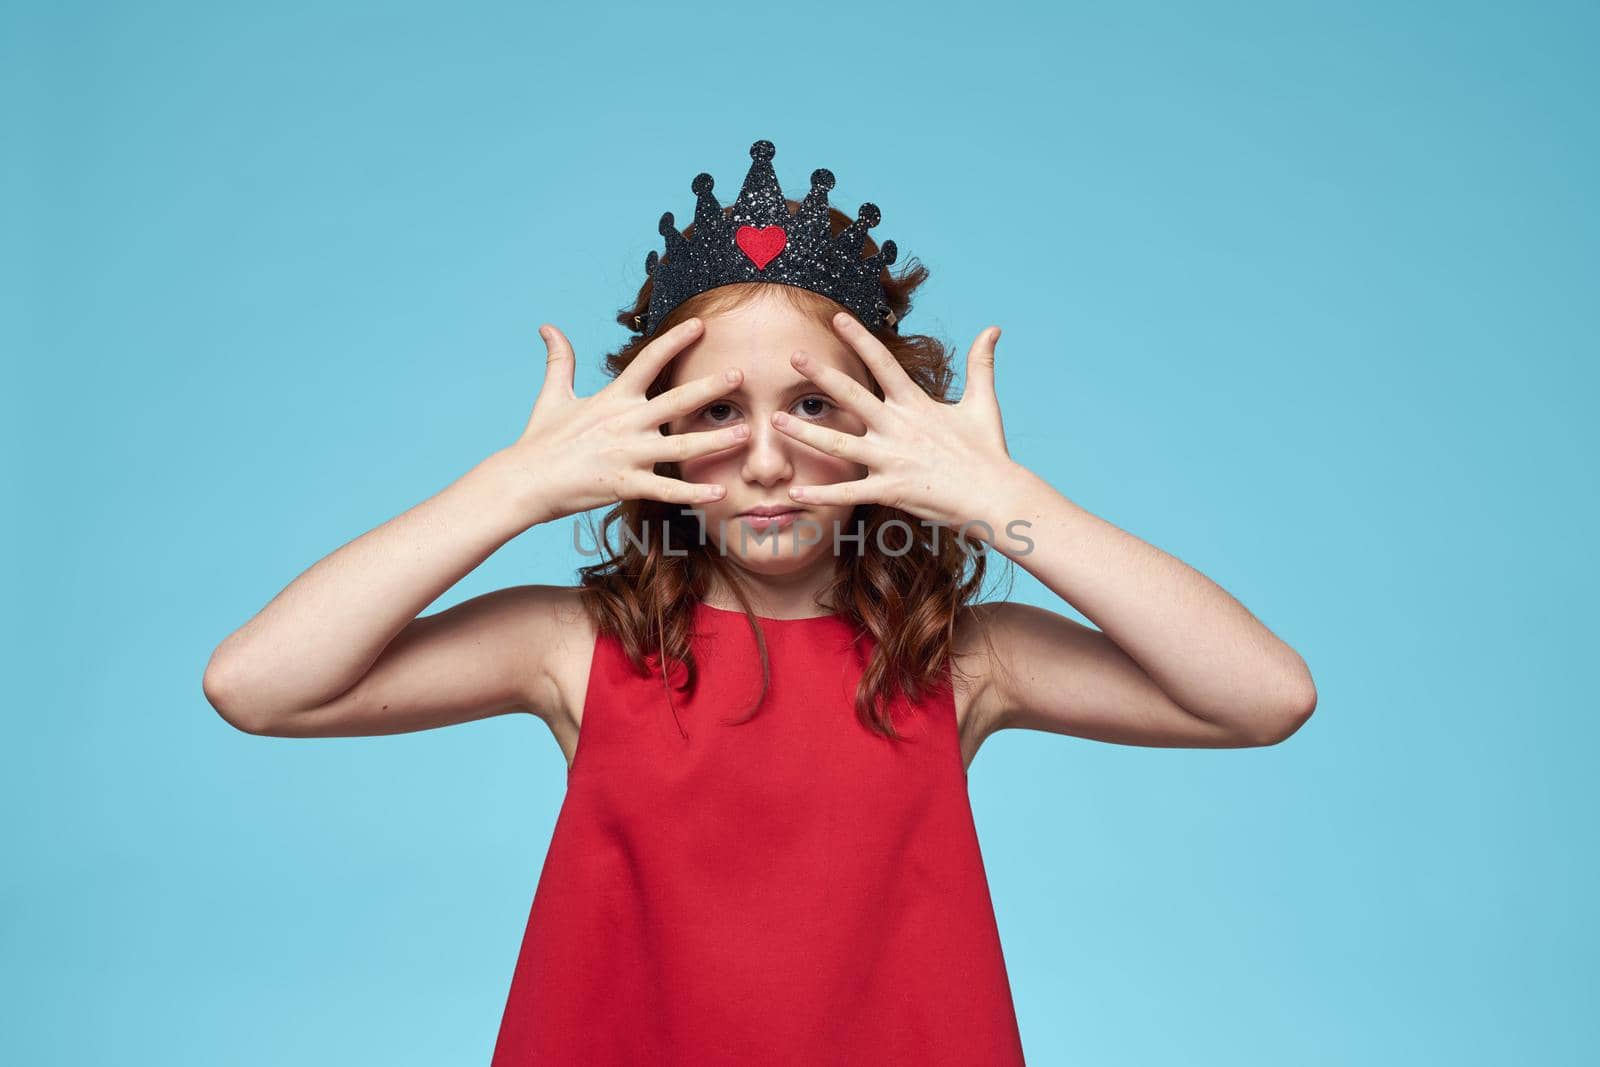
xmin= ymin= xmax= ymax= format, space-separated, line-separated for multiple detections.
xmin=6 ymin=0 xmax=1596 ymax=1063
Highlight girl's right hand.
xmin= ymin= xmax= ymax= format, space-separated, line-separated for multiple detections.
xmin=491 ymin=316 xmax=748 ymax=527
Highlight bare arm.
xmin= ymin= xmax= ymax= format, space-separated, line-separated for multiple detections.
xmin=970 ymin=466 xmax=1317 ymax=748
xmin=232 ymin=582 xmax=591 ymax=740
xmin=766 ymin=316 xmax=1316 ymax=753
xmin=201 ymin=453 xmax=548 ymax=734
xmin=201 ymin=316 xmax=748 ymax=737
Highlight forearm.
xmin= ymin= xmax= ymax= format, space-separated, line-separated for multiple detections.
xmin=203 ymin=449 xmax=545 ymax=723
xmin=980 ymin=464 xmax=1316 ymax=725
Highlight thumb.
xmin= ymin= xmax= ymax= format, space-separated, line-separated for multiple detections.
xmin=962 ymin=326 xmax=1000 ymax=408
xmin=537 ymin=323 xmax=577 ymax=402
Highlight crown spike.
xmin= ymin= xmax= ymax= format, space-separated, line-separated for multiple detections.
xmin=690 ymin=173 xmax=724 ymax=237
xmin=657 ymin=211 xmax=690 ymax=262
xmin=834 ymin=202 xmax=879 ymax=261
xmin=730 ymin=138 xmax=788 ymax=224
xmin=794 ymin=168 xmax=835 ymax=232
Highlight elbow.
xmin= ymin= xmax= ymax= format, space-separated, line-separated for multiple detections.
xmin=1244 ymin=674 xmax=1318 ymax=747
xmin=202 ymin=651 xmax=280 ymax=736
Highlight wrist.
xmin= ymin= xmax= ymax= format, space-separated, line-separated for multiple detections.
xmin=463 ymin=449 xmax=557 ymax=534
xmin=975 ymin=461 xmax=1048 ymax=548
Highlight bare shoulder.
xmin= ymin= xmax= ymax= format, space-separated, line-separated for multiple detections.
xmin=510 ymin=583 xmax=596 ymax=724
xmin=949 ymin=601 xmax=1013 ymax=769
xmin=456 ymin=583 xmax=598 ymax=772
xmin=949 ymin=601 xmax=1083 ymax=763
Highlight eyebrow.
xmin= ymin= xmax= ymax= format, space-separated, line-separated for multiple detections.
xmin=716 ymin=378 xmax=823 ymax=400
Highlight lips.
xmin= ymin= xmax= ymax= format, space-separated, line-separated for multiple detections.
xmin=738 ymin=505 xmax=804 ymax=532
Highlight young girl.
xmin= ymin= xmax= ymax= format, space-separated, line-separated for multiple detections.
xmin=203 ymin=140 xmax=1316 ymax=1065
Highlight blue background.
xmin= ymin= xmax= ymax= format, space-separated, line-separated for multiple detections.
xmin=7 ymin=1 xmax=1596 ymax=1063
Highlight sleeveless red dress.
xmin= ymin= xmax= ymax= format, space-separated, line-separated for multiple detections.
xmin=491 ymin=600 xmax=1026 ymax=1064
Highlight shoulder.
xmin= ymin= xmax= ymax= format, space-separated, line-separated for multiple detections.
xmin=947 ymin=601 xmax=1026 ymax=761
xmin=949 ymin=600 xmax=1075 ymax=745
xmin=478 ymin=583 xmax=597 ymax=724
xmin=951 ymin=599 xmax=1045 ymax=677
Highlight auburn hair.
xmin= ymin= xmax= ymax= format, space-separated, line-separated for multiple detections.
xmin=575 ymin=199 xmax=1008 ymax=740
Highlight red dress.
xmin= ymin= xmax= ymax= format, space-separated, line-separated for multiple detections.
xmin=491 ymin=600 xmax=1026 ymax=1064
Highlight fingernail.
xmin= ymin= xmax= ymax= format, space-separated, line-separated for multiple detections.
xmin=732 ymin=425 xmax=750 ymax=439
xmin=725 ymin=367 xmax=740 ymax=383
xmin=772 ymin=411 xmax=789 ymax=427
xmin=792 ymin=350 xmax=809 ymax=365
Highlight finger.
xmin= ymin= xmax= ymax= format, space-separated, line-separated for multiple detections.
xmin=830 ymin=310 xmax=919 ymax=403
xmin=960 ymin=326 xmax=1000 ymax=408
xmin=631 ymin=472 xmax=727 ymax=507
xmin=537 ymin=323 xmax=577 ymax=402
xmin=770 ymin=411 xmax=886 ymax=468
xmin=648 ymin=423 xmax=750 ymax=464
xmin=614 ymin=317 xmax=706 ymax=395
xmin=787 ymin=475 xmax=890 ymax=509
xmin=640 ymin=366 xmax=744 ymax=426
xmin=789 ymin=350 xmax=885 ymax=429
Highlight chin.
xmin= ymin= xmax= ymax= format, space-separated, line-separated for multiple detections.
xmin=726 ymin=543 xmax=832 ymax=577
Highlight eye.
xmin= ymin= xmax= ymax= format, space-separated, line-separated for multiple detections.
xmin=793 ymin=395 xmax=835 ymax=420
xmin=699 ymin=401 xmax=739 ymax=424
xmin=693 ymin=396 xmax=834 ymax=424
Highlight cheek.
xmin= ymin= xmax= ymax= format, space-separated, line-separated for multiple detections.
xmin=675 ymin=451 xmax=739 ymax=494
xmin=798 ymin=453 xmax=865 ymax=483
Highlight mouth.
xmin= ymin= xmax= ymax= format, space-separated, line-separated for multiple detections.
xmin=738 ymin=505 xmax=804 ymax=531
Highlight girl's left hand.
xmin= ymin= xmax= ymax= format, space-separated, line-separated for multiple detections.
xmin=774 ymin=311 xmax=1023 ymax=531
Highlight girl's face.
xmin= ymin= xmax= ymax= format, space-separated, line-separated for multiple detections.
xmin=662 ymin=291 xmax=873 ymax=578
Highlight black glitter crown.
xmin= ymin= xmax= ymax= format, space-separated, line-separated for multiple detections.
xmin=636 ymin=139 xmax=900 ymax=339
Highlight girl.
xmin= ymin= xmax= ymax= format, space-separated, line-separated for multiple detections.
xmin=203 ymin=140 xmax=1316 ymax=1065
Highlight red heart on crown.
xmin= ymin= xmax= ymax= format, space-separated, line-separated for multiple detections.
xmin=735 ymin=225 xmax=787 ymax=270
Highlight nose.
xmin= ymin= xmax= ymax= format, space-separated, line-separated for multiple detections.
xmin=739 ymin=410 xmax=795 ymax=487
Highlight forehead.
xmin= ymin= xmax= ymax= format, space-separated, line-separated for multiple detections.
xmin=665 ymin=291 xmax=870 ymax=390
